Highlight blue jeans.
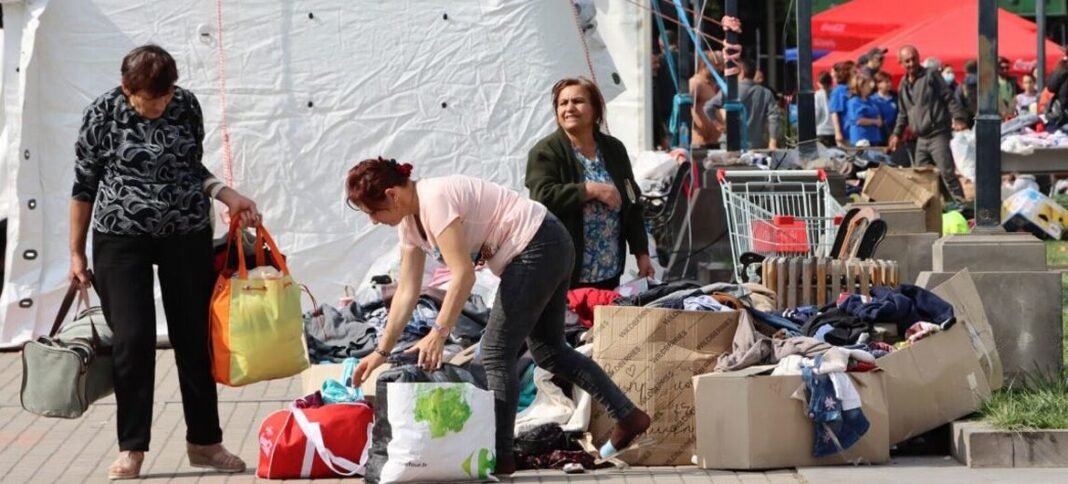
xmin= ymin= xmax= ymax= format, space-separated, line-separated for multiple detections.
xmin=481 ymin=213 xmax=636 ymax=462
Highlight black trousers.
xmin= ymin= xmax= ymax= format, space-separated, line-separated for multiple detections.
xmin=93 ymin=227 xmax=221 ymax=451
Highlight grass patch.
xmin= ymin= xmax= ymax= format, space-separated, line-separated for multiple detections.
xmin=980 ymin=370 xmax=1068 ymax=430
xmin=980 ymin=245 xmax=1068 ymax=430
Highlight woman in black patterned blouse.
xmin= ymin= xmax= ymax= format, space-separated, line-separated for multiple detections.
xmin=68 ymin=44 xmax=257 ymax=480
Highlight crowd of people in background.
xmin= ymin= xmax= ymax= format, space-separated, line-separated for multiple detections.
xmin=648 ymin=33 xmax=1068 ymax=206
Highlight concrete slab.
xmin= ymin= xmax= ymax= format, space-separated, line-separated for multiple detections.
xmin=932 ymin=233 xmax=1047 ymax=272
xmin=952 ymin=421 xmax=1068 ymax=468
xmin=847 ymin=202 xmax=928 ymax=234
xmin=872 ymin=232 xmax=938 ymax=285
xmin=797 ymin=456 xmax=1068 ymax=483
xmin=916 ymin=271 xmax=1064 ymax=382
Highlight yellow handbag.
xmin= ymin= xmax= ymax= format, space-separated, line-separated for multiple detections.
xmin=210 ymin=220 xmax=309 ymax=386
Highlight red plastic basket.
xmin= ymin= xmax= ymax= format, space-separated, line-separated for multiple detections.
xmin=751 ymin=215 xmax=810 ymax=253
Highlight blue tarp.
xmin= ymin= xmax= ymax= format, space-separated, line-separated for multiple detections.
xmin=786 ymin=48 xmax=832 ymax=62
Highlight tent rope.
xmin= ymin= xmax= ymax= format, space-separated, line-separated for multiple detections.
xmin=215 ymin=0 xmax=235 ymax=187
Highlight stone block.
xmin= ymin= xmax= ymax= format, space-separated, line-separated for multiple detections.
xmin=952 ymin=421 xmax=1068 ymax=468
xmin=847 ymin=201 xmax=928 ymax=234
xmin=872 ymin=232 xmax=938 ymax=284
xmin=916 ymin=271 xmax=1063 ymax=383
xmin=932 ymin=233 xmax=1047 ymax=272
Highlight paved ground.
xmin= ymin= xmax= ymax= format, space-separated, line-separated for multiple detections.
xmin=3 ymin=350 xmax=1068 ymax=483
xmin=0 ymin=350 xmax=803 ymax=483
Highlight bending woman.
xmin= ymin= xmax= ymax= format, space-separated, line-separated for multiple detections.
xmin=347 ymin=158 xmax=650 ymax=474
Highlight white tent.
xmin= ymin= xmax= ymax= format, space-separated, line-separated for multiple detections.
xmin=0 ymin=0 xmax=650 ymax=347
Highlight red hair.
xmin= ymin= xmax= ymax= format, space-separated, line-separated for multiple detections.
xmin=346 ymin=157 xmax=413 ymax=210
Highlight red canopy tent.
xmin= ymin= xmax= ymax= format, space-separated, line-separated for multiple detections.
xmin=812 ymin=4 xmax=1063 ymax=84
xmin=811 ymin=0 xmax=965 ymax=52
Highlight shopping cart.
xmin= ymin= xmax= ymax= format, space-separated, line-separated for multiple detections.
xmin=717 ymin=169 xmax=845 ymax=282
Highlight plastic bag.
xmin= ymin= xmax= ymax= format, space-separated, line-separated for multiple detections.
xmin=950 ymin=130 xmax=976 ymax=182
xmin=364 ymin=364 xmax=497 ymax=483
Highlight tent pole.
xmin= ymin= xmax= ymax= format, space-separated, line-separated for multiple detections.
xmin=1038 ymin=0 xmax=1047 ymax=91
xmin=975 ymin=0 xmax=1001 ymax=228
xmin=725 ymin=0 xmax=741 ymax=151
xmin=796 ymin=0 xmax=817 ymax=160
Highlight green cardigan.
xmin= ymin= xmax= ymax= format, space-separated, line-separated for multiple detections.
xmin=525 ymin=128 xmax=649 ymax=285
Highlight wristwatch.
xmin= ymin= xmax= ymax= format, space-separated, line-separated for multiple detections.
xmin=432 ymin=322 xmax=451 ymax=337
xmin=374 ymin=347 xmax=390 ymax=358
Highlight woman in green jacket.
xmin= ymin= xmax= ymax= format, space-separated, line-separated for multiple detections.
xmin=526 ymin=78 xmax=654 ymax=289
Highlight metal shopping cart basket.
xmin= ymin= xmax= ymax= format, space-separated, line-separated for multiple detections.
xmin=717 ymin=169 xmax=845 ymax=282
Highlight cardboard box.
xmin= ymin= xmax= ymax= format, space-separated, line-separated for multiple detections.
xmin=846 ymin=201 xmax=929 ymax=235
xmin=590 ymin=305 xmax=738 ymax=466
xmin=300 ymin=362 xmax=391 ymax=398
xmin=1002 ymin=188 xmax=1068 ymax=239
xmin=878 ymin=269 xmax=1002 ymax=444
xmin=861 ymin=166 xmax=943 ymax=234
xmin=693 ymin=368 xmax=889 ymax=470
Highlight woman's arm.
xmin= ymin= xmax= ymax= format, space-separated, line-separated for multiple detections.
xmin=378 ymin=245 xmax=427 ymax=353
xmin=353 ymin=243 xmax=426 ymax=384
xmin=404 ymin=219 xmax=472 ymax=370
xmin=526 ymin=147 xmax=586 ymax=214
xmin=70 ymin=101 xmax=107 ymax=285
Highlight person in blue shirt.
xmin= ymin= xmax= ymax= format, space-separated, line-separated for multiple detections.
xmin=828 ymin=61 xmax=855 ymax=146
xmin=846 ymin=72 xmax=884 ymax=146
xmin=871 ymin=71 xmax=898 ymax=143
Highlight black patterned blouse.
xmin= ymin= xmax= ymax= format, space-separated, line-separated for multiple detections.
xmin=72 ymin=86 xmax=219 ymax=237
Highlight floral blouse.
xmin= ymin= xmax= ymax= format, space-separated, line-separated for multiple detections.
xmin=575 ymin=146 xmax=623 ymax=283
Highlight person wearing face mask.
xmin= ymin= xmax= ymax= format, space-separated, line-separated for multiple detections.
xmin=69 ymin=44 xmax=258 ymax=480
xmin=526 ymin=77 xmax=655 ymax=290
xmin=941 ymin=66 xmax=959 ymax=93
xmin=889 ymin=45 xmax=969 ymax=202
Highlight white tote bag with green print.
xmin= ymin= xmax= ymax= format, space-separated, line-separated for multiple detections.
xmin=380 ymin=382 xmax=497 ymax=483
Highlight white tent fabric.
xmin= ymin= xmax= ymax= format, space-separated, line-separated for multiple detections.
xmin=0 ymin=0 xmax=647 ymax=347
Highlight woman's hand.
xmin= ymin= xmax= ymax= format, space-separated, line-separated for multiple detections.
xmin=405 ymin=330 xmax=448 ymax=371
xmin=218 ymin=188 xmax=262 ymax=228
xmin=352 ymin=350 xmax=387 ymax=387
xmin=636 ymin=253 xmax=656 ymax=279
xmin=585 ymin=182 xmax=622 ymax=209
xmin=69 ymin=252 xmax=92 ymax=288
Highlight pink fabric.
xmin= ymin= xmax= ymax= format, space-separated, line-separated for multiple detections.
xmin=398 ymin=176 xmax=547 ymax=276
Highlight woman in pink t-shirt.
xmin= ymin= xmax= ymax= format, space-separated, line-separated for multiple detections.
xmin=347 ymin=158 xmax=650 ymax=474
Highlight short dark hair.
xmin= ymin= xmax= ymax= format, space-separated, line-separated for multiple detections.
xmin=551 ymin=77 xmax=606 ymax=128
xmin=121 ymin=44 xmax=178 ymax=98
xmin=738 ymin=58 xmax=755 ymax=79
xmin=964 ymin=59 xmax=978 ymax=74
xmin=818 ymin=71 xmax=833 ymax=87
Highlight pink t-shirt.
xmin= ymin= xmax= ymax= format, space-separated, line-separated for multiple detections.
xmin=398 ymin=175 xmax=547 ymax=276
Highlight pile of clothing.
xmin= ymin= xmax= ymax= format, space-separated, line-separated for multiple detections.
xmin=714 ymin=283 xmax=957 ymax=459
xmin=302 ymin=286 xmax=490 ymax=364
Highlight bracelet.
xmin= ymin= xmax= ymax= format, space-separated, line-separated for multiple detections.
xmin=374 ymin=347 xmax=390 ymax=358
xmin=432 ymin=322 xmax=451 ymax=336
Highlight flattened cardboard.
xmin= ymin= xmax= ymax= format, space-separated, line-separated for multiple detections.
xmin=930 ymin=269 xmax=1004 ymax=390
xmin=879 ymin=323 xmax=991 ymax=444
xmin=879 ymin=269 xmax=1001 ymax=444
xmin=692 ymin=370 xmax=889 ymax=470
xmin=861 ymin=166 xmax=942 ymax=234
xmin=590 ymin=306 xmax=738 ymax=466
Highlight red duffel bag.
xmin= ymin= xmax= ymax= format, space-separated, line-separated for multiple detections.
xmin=257 ymin=401 xmax=373 ymax=479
